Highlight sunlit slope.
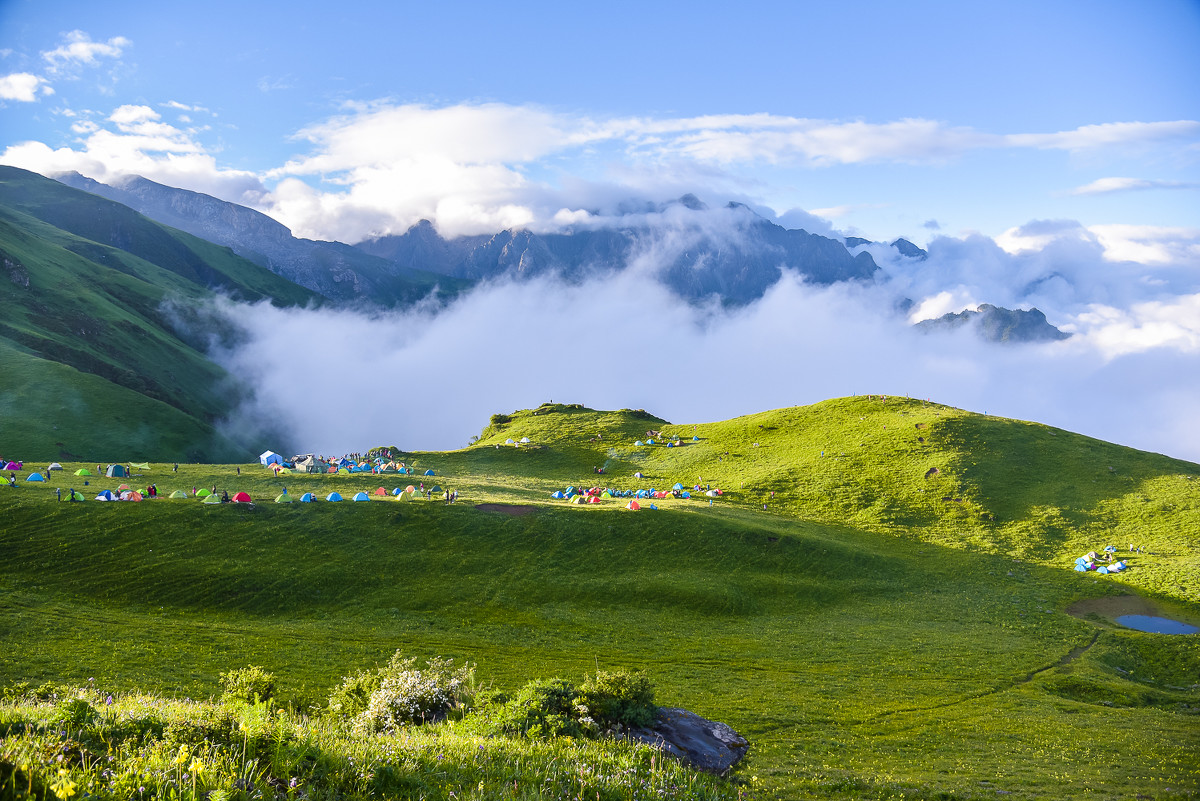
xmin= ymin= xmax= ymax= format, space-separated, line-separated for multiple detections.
xmin=443 ymin=398 xmax=1199 ymax=599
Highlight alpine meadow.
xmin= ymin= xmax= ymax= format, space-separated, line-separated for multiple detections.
xmin=2 ymin=3 xmax=1200 ymax=799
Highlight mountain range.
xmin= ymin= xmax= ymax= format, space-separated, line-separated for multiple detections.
xmin=0 ymin=165 xmax=1071 ymax=460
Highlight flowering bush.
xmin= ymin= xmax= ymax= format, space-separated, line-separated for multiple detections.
xmin=218 ymin=665 xmax=275 ymax=704
xmin=358 ymin=653 xmax=474 ymax=732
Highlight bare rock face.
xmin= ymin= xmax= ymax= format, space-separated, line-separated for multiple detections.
xmin=627 ymin=707 xmax=749 ymax=775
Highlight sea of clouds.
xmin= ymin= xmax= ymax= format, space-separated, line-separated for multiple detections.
xmin=204 ymin=206 xmax=1200 ymax=464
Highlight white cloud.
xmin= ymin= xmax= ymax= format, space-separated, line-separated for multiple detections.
xmin=1069 ymin=177 xmax=1198 ymax=195
xmin=41 ymin=30 xmax=130 ymax=73
xmin=1088 ymin=224 xmax=1200 ymax=266
xmin=206 ymin=265 xmax=1200 ymax=465
xmin=0 ymin=72 xmax=52 ymax=102
xmin=1007 ymin=121 xmax=1200 ymax=151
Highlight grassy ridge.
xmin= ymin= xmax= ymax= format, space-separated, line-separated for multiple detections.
xmin=1 ymin=398 xmax=1198 ymax=799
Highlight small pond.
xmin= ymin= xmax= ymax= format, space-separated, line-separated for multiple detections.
xmin=1114 ymin=615 xmax=1199 ymax=635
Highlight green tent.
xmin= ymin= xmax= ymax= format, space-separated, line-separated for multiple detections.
xmin=275 ymin=493 xmax=293 ymax=503
xmin=169 ymin=490 xmax=188 ymax=499
xmin=74 ymin=468 xmax=92 ymax=476
xmin=202 ymin=494 xmax=222 ymax=504
xmin=196 ymin=488 xmax=212 ymax=497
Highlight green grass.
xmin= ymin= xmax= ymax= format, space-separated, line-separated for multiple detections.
xmin=1 ymin=398 xmax=1198 ymax=799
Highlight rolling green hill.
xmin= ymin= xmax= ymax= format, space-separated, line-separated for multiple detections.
xmin=1 ymin=398 xmax=1197 ymax=800
xmin=0 ymin=166 xmax=322 ymax=461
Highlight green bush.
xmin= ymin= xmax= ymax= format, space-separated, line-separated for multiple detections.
xmin=360 ymin=653 xmax=474 ymax=732
xmin=326 ymin=669 xmax=382 ymax=719
xmin=219 ymin=665 xmax=276 ymax=704
xmin=578 ymin=669 xmax=657 ymax=729
xmin=489 ymin=678 xmax=588 ymax=739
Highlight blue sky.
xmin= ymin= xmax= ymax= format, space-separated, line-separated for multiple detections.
xmin=3 ymin=1 xmax=1200 ymax=460
xmin=1 ymin=0 xmax=1197 ymax=244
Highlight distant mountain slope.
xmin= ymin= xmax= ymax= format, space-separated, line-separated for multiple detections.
xmin=915 ymin=303 xmax=1071 ymax=342
xmin=359 ymin=200 xmax=879 ymax=304
xmin=0 ymin=167 xmax=316 ymax=460
xmin=55 ymin=171 xmax=468 ymax=306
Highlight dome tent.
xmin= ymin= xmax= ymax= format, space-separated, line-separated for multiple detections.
xmin=326 ymin=492 xmax=343 ymax=502
xmin=74 ymin=468 xmax=92 ymax=476
xmin=300 ymin=492 xmax=315 ymax=502
xmin=275 ymin=493 xmax=293 ymax=503
xmin=26 ymin=472 xmax=45 ymax=482
xmin=169 ymin=490 xmax=188 ymax=499
xmin=232 ymin=492 xmax=252 ymax=503
xmin=202 ymin=493 xmax=222 ymax=504
xmin=352 ymin=492 xmax=371 ymax=501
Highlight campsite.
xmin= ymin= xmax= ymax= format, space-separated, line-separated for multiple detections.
xmin=1 ymin=397 xmax=1198 ymax=800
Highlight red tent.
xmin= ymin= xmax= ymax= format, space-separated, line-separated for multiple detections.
xmin=374 ymin=487 xmax=386 ymax=495
xmin=232 ymin=491 xmax=253 ymax=503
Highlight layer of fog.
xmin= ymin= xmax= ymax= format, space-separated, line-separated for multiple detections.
xmin=207 ymin=221 xmax=1200 ymax=464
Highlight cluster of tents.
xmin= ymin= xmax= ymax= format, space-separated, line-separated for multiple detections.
xmin=632 ymin=435 xmax=701 ymax=448
xmin=260 ymin=451 xmax=435 ymax=476
xmin=1074 ymin=547 xmax=1129 ymax=574
xmin=550 ymin=482 xmax=723 ymax=510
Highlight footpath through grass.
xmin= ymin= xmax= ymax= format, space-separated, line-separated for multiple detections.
xmin=1 ymin=397 xmax=1198 ymax=800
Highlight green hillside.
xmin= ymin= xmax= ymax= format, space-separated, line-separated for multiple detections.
xmin=1 ymin=398 xmax=1197 ymax=800
xmin=0 ymin=167 xmax=323 ymax=461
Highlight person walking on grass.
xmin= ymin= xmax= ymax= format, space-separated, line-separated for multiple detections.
xmin=56 ymin=487 xmax=61 ymax=502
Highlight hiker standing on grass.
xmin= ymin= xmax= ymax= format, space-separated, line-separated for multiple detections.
xmin=56 ymin=488 xmax=61 ymax=501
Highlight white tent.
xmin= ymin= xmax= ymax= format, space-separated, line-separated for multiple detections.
xmin=259 ymin=450 xmax=283 ymax=466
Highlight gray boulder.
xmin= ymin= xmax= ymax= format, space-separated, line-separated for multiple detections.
xmin=627 ymin=707 xmax=749 ymax=775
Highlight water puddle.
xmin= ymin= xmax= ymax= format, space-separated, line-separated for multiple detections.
xmin=1114 ymin=615 xmax=1199 ymax=635
xmin=1067 ymin=595 xmax=1199 ymax=634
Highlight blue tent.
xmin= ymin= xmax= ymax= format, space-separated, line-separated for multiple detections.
xmin=424 ymin=469 xmax=435 ymax=476
xmin=692 ymin=435 xmax=700 ymax=441
xmin=681 ymin=491 xmax=691 ymax=499
xmin=26 ymin=472 xmax=45 ymax=482
xmin=96 ymin=489 xmax=115 ymax=500
xmin=634 ymin=440 xmax=644 ymax=447
xmin=352 ymin=492 xmax=370 ymax=501
xmin=667 ymin=442 xmax=675 ymax=448
xmin=392 ymin=487 xmax=404 ymax=496
xmin=300 ymin=492 xmax=315 ymax=502
xmin=326 ymin=492 xmax=343 ymax=502
xmin=551 ymin=491 xmax=565 ymax=499
xmin=672 ymin=483 xmax=684 ymax=490
xmin=1074 ymin=563 xmax=1087 ymax=571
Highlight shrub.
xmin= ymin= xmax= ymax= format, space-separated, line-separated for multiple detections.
xmin=578 ymin=669 xmax=657 ymax=729
xmin=326 ymin=669 xmax=382 ymax=719
xmin=489 ymin=678 xmax=588 ymax=739
xmin=219 ymin=665 xmax=276 ymax=705
xmin=359 ymin=654 xmax=474 ymax=732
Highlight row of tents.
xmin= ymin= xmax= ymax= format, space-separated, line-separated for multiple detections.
xmin=550 ymin=483 xmax=724 ymax=502
xmin=63 ymin=485 xmax=450 ymax=505
xmin=260 ymin=451 xmax=436 ymax=476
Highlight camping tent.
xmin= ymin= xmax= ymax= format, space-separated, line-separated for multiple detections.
xmin=117 ymin=484 xmax=131 ymax=491
xmin=634 ymin=472 xmax=644 ymax=479
xmin=634 ymin=441 xmax=644 ymax=447
xmin=74 ymin=468 xmax=92 ymax=476
xmin=672 ymin=483 xmax=684 ymax=490
xmin=202 ymin=494 xmax=222 ymax=504
xmin=120 ymin=491 xmax=143 ymax=502
xmin=275 ymin=493 xmax=292 ymax=503
xmin=392 ymin=487 xmax=404 ymax=496
xmin=424 ymin=469 xmax=435 ymax=476
xmin=551 ymin=491 xmax=565 ymax=499
xmin=196 ymin=488 xmax=212 ymax=497
xmin=4 ymin=461 xmax=22 ymax=470
xmin=681 ymin=491 xmax=691 ymax=499
xmin=571 ymin=495 xmax=586 ymax=504
xmin=131 ymin=462 xmax=150 ymax=471
xmin=96 ymin=490 xmax=115 ymax=500
xmin=26 ymin=472 xmax=45 ymax=482
xmin=505 ymin=438 xmax=515 ymax=444
xmin=705 ymin=490 xmax=719 ymax=497
xmin=587 ymin=496 xmax=601 ymax=504
xmin=405 ymin=485 xmax=416 ymax=494
xmin=68 ymin=490 xmax=86 ymax=501
xmin=692 ymin=436 xmax=700 ymax=441
xmin=169 ymin=490 xmax=188 ymax=499
xmin=259 ymin=451 xmax=283 ymax=467
xmin=374 ymin=487 xmax=387 ymax=496
xmin=519 ymin=437 xmax=530 ymax=443
xmin=626 ymin=500 xmax=640 ymax=510
xmin=300 ymin=492 xmax=315 ymax=502
xmin=105 ymin=464 xmax=127 ymax=478
xmin=48 ymin=463 xmax=63 ymax=471
xmin=326 ymin=492 xmax=343 ymax=502
xmin=352 ymin=492 xmax=370 ymax=501
xmin=232 ymin=492 xmax=252 ymax=503
xmin=94 ymin=494 xmax=110 ymax=502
